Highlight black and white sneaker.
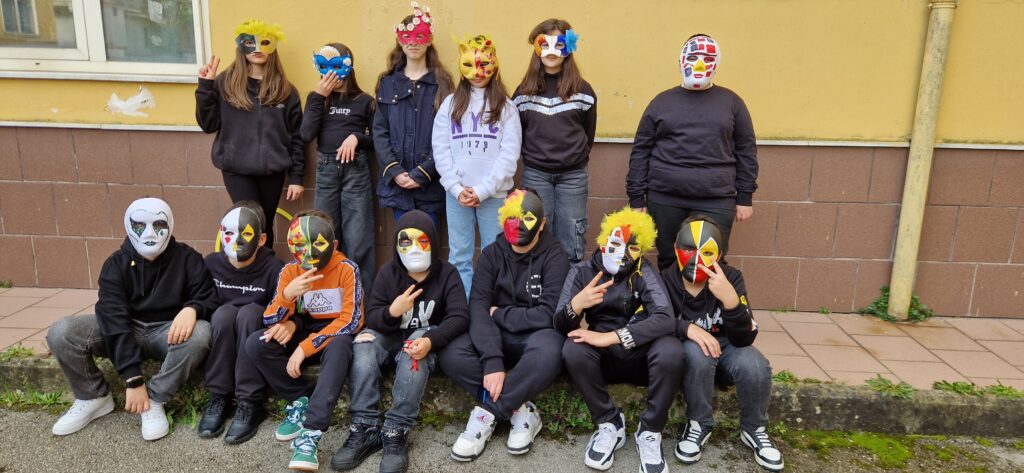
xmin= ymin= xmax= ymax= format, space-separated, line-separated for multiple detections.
xmin=635 ymin=427 xmax=668 ymax=473
xmin=450 ymin=406 xmax=496 ymax=461
xmin=583 ymin=412 xmax=626 ymax=471
xmin=741 ymin=426 xmax=784 ymax=471
xmin=507 ymin=402 xmax=542 ymax=455
xmin=674 ymin=420 xmax=711 ymax=464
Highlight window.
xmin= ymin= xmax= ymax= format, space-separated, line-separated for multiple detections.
xmin=0 ymin=0 xmax=207 ymax=81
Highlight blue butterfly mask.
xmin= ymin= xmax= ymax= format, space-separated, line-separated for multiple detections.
xmin=313 ymin=52 xmax=353 ymax=79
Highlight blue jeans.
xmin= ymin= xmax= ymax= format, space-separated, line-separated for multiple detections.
xmin=314 ymin=151 xmax=376 ymax=293
xmin=681 ymin=337 xmax=772 ymax=432
xmin=521 ymin=166 xmax=589 ymax=263
xmin=445 ymin=193 xmax=503 ymax=296
xmin=348 ymin=328 xmax=437 ymax=431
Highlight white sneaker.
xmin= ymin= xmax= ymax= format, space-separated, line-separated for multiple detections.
xmin=583 ymin=412 xmax=625 ymax=471
xmin=52 ymin=394 xmax=114 ymax=436
xmin=674 ymin=420 xmax=711 ymax=464
xmin=140 ymin=401 xmax=170 ymax=441
xmin=635 ymin=427 xmax=668 ymax=473
xmin=507 ymin=402 xmax=542 ymax=455
xmin=741 ymin=426 xmax=784 ymax=472
xmin=450 ymin=406 xmax=496 ymax=461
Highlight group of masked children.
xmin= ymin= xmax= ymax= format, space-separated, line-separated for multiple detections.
xmin=46 ymin=2 xmax=782 ymax=473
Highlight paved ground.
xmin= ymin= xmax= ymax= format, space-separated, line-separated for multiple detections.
xmin=3 ymin=287 xmax=1024 ymax=390
xmin=1 ymin=409 xmax=1022 ymax=473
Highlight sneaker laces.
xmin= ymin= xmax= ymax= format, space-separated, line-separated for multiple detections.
xmin=382 ymin=428 xmax=407 ymax=454
xmin=294 ymin=430 xmax=321 ymax=456
xmin=460 ymin=412 xmax=492 ymax=441
xmin=749 ymin=428 xmax=774 ymax=449
xmin=509 ymin=405 xmax=532 ymax=434
xmin=65 ymin=399 xmax=94 ymax=416
xmin=235 ymin=401 xmax=255 ymax=423
xmin=592 ymin=422 xmax=619 ymax=454
xmin=205 ymin=396 xmax=228 ymax=416
xmin=284 ymin=400 xmax=305 ymax=425
xmin=141 ymin=404 xmax=163 ymax=422
xmin=683 ymin=422 xmax=703 ymax=444
xmin=343 ymin=424 xmax=370 ymax=448
xmin=636 ymin=432 xmax=662 ymax=464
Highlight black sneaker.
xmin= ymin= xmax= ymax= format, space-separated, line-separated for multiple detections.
xmin=223 ymin=400 xmax=267 ymax=445
xmin=674 ymin=420 xmax=712 ymax=464
xmin=197 ymin=394 xmax=231 ymax=439
xmin=330 ymin=423 xmax=383 ymax=470
xmin=379 ymin=427 xmax=409 ymax=473
xmin=741 ymin=426 xmax=784 ymax=472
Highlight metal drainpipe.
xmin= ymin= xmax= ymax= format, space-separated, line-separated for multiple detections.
xmin=888 ymin=0 xmax=959 ymax=319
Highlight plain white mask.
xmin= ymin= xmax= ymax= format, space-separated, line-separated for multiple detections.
xmin=400 ymin=246 xmax=431 ymax=273
xmin=124 ymin=197 xmax=173 ymax=260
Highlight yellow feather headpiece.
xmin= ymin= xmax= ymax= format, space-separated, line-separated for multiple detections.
xmin=497 ymin=190 xmax=526 ymax=225
xmin=234 ymin=19 xmax=285 ymax=42
xmin=596 ymin=207 xmax=657 ymax=253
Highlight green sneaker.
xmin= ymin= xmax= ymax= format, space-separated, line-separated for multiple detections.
xmin=276 ymin=396 xmax=308 ymax=441
xmin=289 ymin=429 xmax=322 ymax=471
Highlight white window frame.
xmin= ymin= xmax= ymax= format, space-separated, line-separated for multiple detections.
xmin=2 ymin=0 xmax=41 ymax=36
xmin=0 ymin=0 xmax=208 ymax=83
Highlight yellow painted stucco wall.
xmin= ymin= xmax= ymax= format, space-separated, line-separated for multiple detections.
xmin=0 ymin=0 xmax=1021 ymax=143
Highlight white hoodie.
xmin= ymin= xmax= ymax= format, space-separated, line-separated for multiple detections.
xmin=432 ymin=87 xmax=522 ymax=202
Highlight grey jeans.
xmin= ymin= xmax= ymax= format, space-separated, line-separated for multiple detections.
xmin=46 ymin=315 xmax=212 ymax=404
xmin=681 ymin=337 xmax=772 ymax=432
xmin=521 ymin=166 xmax=589 ymax=263
xmin=314 ymin=150 xmax=376 ymax=293
xmin=348 ymin=328 xmax=436 ymax=431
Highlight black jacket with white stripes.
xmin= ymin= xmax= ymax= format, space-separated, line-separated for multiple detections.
xmin=512 ymin=72 xmax=596 ymax=173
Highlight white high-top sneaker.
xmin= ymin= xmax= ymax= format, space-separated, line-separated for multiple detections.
xmin=450 ymin=406 xmax=496 ymax=461
xmin=52 ymin=394 xmax=115 ymax=435
xmin=506 ymin=401 xmax=542 ymax=455
xmin=140 ymin=401 xmax=170 ymax=441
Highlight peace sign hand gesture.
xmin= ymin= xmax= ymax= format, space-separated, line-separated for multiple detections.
xmin=199 ymin=55 xmax=220 ymax=80
xmin=699 ymin=261 xmax=741 ymax=309
xmin=571 ymin=272 xmax=614 ymax=315
xmin=389 ymin=284 xmax=424 ymax=318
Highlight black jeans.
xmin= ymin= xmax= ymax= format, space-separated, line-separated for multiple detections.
xmin=562 ymin=336 xmax=685 ymax=432
xmin=314 ymin=151 xmax=376 ymax=293
xmin=203 ymin=303 xmax=266 ymax=398
xmin=243 ymin=326 xmax=354 ymax=431
xmin=647 ymin=201 xmax=736 ymax=270
xmin=682 ymin=338 xmax=772 ymax=432
xmin=440 ymin=329 xmax=565 ymax=420
xmin=222 ymin=171 xmax=287 ymax=247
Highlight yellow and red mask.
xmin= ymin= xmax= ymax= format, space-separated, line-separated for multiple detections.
xmin=287 ymin=215 xmax=335 ymax=271
xmin=458 ymin=34 xmax=498 ymax=81
xmin=396 ymin=227 xmax=431 ymax=273
xmin=498 ymin=189 xmax=544 ymax=246
xmin=234 ymin=19 xmax=284 ymax=55
xmin=675 ymin=219 xmax=722 ymax=284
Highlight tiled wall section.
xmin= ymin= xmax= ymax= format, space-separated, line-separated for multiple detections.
xmin=0 ymin=127 xmax=1021 ymax=317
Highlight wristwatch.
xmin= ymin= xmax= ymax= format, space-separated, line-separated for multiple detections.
xmin=125 ymin=376 xmax=144 ymax=389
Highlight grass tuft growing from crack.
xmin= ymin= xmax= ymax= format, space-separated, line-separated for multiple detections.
xmin=0 ymin=389 xmax=71 ymax=414
xmin=0 ymin=345 xmax=35 ymax=362
xmin=866 ymin=375 xmax=915 ymax=399
xmin=858 ymin=286 xmax=933 ymax=322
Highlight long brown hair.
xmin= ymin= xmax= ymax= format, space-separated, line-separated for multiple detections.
xmin=220 ymin=47 xmax=294 ymax=111
xmin=375 ymin=14 xmax=455 ymax=112
xmin=322 ymin=42 xmax=365 ymax=103
xmin=515 ymin=18 xmax=585 ymax=100
xmin=450 ymin=72 xmax=509 ymax=126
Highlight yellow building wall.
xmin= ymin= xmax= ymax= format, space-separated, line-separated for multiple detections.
xmin=0 ymin=0 xmax=1021 ymax=144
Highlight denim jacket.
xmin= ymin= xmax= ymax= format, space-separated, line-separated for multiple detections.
xmin=372 ymin=70 xmax=444 ymax=212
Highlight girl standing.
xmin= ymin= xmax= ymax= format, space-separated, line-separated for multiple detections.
xmin=301 ymin=42 xmax=377 ymax=293
xmin=373 ymin=2 xmax=455 ymax=228
xmin=432 ymin=34 xmax=522 ymax=296
xmin=512 ymin=19 xmax=596 ymax=264
xmin=196 ymin=20 xmax=305 ymax=246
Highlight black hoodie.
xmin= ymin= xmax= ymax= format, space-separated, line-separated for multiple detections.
xmin=95 ymin=237 xmax=218 ymax=380
xmin=660 ymin=263 xmax=758 ymax=348
xmin=204 ymin=247 xmax=286 ymax=307
xmin=553 ymin=250 xmax=674 ymax=350
xmin=365 ymin=211 xmax=469 ymax=348
xmin=469 ymin=230 xmax=570 ymax=375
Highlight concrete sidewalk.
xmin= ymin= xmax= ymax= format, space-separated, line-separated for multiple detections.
xmin=2 ymin=286 xmax=1023 ymax=391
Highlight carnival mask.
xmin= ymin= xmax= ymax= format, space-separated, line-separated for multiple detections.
xmin=234 ymin=20 xmax=283 ymax=55
xmin=458 ymin=35 xmax=498 ymax=80
xmin=287 ymin=215 xmax=335 ymax=271
xmin=499 ymin=189 xmax=545 ymax=246
xmin=216 ymin=206 xmax=263 ymax=264
xmin=397 ymin=227 xmax=431 ymax=273
xmin=124 ymin=197 xmax=173 ymax=261
xmin=533 ymin=29 xmax=578 ymax=58
xmin=675 ymin=219 xmax=722 ymax=284
xmin=395 ymin=1 xmax=434 ymax=45
xmin=680 ymin=34 xmax=719 ymax=90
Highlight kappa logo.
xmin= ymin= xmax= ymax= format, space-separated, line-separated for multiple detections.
xmin=302 ymin=288 xmax=343 ymax=315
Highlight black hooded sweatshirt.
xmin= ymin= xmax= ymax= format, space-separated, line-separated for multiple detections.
xmin=365 ymin=211 xmax=469 ymax=349
xmin=96 ymin=237 xmax=218 ymax=380
xmin=203 ymin=246 xmax=286 ymax=307
xmin=553 ymin=250 xmax=675 ymax=350
xmin=660 ymin=263 xmax=757 ymax=347
xmin=470 ymin=230 xmax=570 ymax=375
